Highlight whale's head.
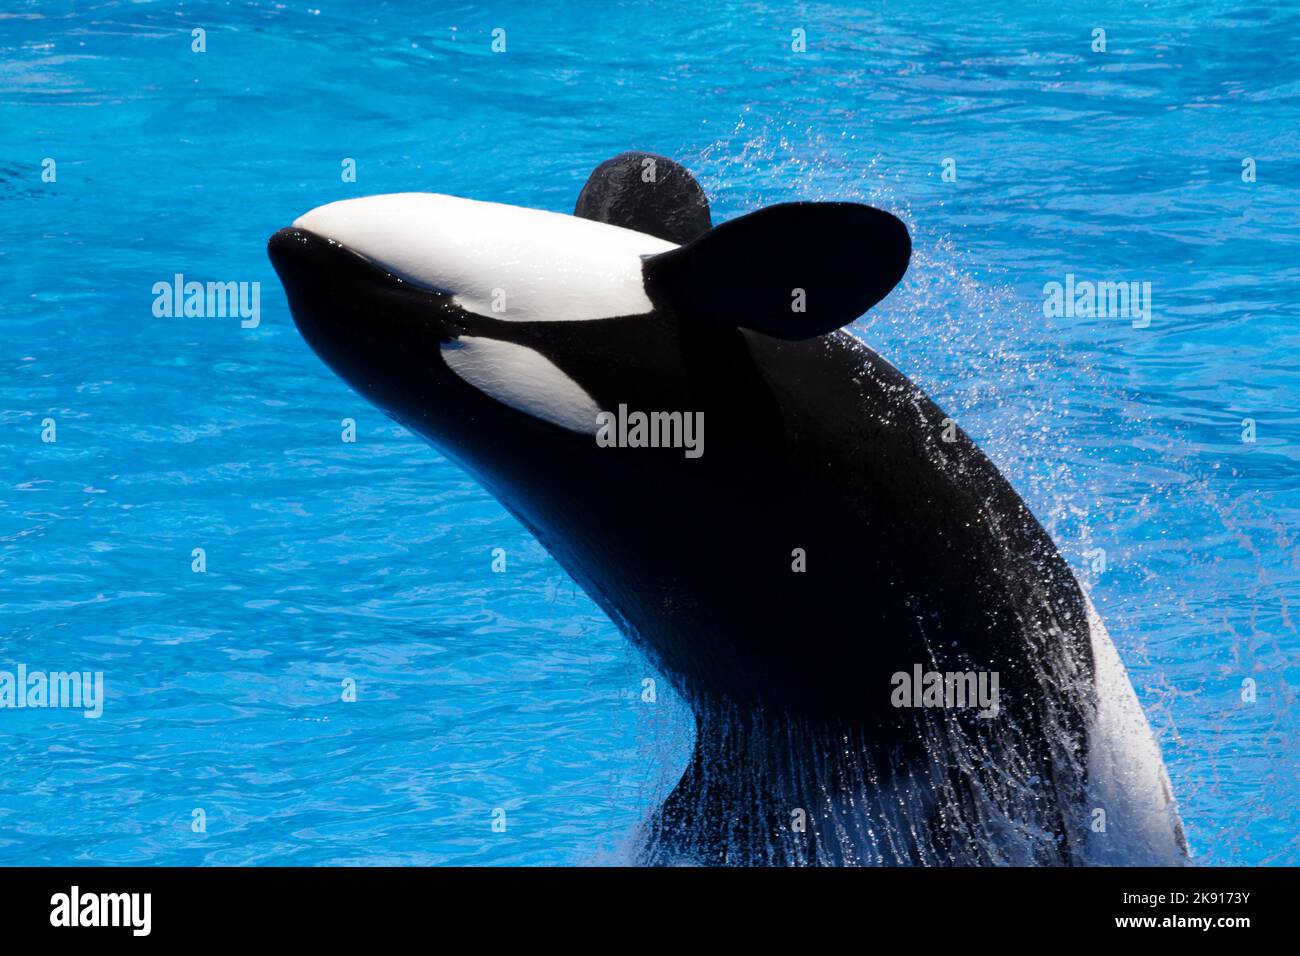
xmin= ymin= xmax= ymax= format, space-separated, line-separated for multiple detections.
xmin=268 ymin=155 xmax=913 ymax=714
xmin=268 ymin=191 xmax=676 ymax=441
xmin=268 ymin=156 xmax=908 ymax=477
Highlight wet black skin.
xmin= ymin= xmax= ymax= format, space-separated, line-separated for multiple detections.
xmin=575 ymin=151 xmax=712 ymax=244
xmin=268 ymin=225 xmax=1095 ymax=864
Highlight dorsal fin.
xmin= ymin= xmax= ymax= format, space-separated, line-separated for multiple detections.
xmin=575 ymin=152 xmax=712 ymax=245
xmin=641 ymin=201 xmax=910 ymax=340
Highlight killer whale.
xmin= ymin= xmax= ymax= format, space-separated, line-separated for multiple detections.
xmin=268 ymin=152 xmax=1188 ymax=866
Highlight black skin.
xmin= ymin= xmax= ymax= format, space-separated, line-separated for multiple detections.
xmin=268 ymin=198 xmax=1096 ymax=865
xmin=575 ymin=151 xmax=712 ymax=244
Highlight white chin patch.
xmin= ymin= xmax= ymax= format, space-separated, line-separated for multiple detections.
xmin=440 ymin=337 xmax=599 ymax=435
xmin=292 ymin=192 xmax=677 ymax=322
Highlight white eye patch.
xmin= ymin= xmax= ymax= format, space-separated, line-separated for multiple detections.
xmin=293 ymin=193 xmax=677 ymax=322
xmin=440 ymin=337 xmax=600 ymax=434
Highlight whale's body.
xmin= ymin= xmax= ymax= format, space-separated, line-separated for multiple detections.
xmin=268 ymin=154 xmax=1187 ymax=865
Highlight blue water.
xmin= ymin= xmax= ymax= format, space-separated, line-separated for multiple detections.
xmin=2 ymin=1 xmax=1297 ymax=865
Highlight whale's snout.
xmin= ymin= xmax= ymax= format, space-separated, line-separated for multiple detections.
xmin=266 ymin=226 xmax=336 ymax=341
xmin=266 ymin=226 xmax=320 ymax=289
xmin=267 ymin=222 xmax=467 ymax=417
xmin=267 ymin=225 xmax=403 ymax=341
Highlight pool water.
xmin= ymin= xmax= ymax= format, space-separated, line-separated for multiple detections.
xmin=1 ymin=0 xmax=1297 ymax=865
